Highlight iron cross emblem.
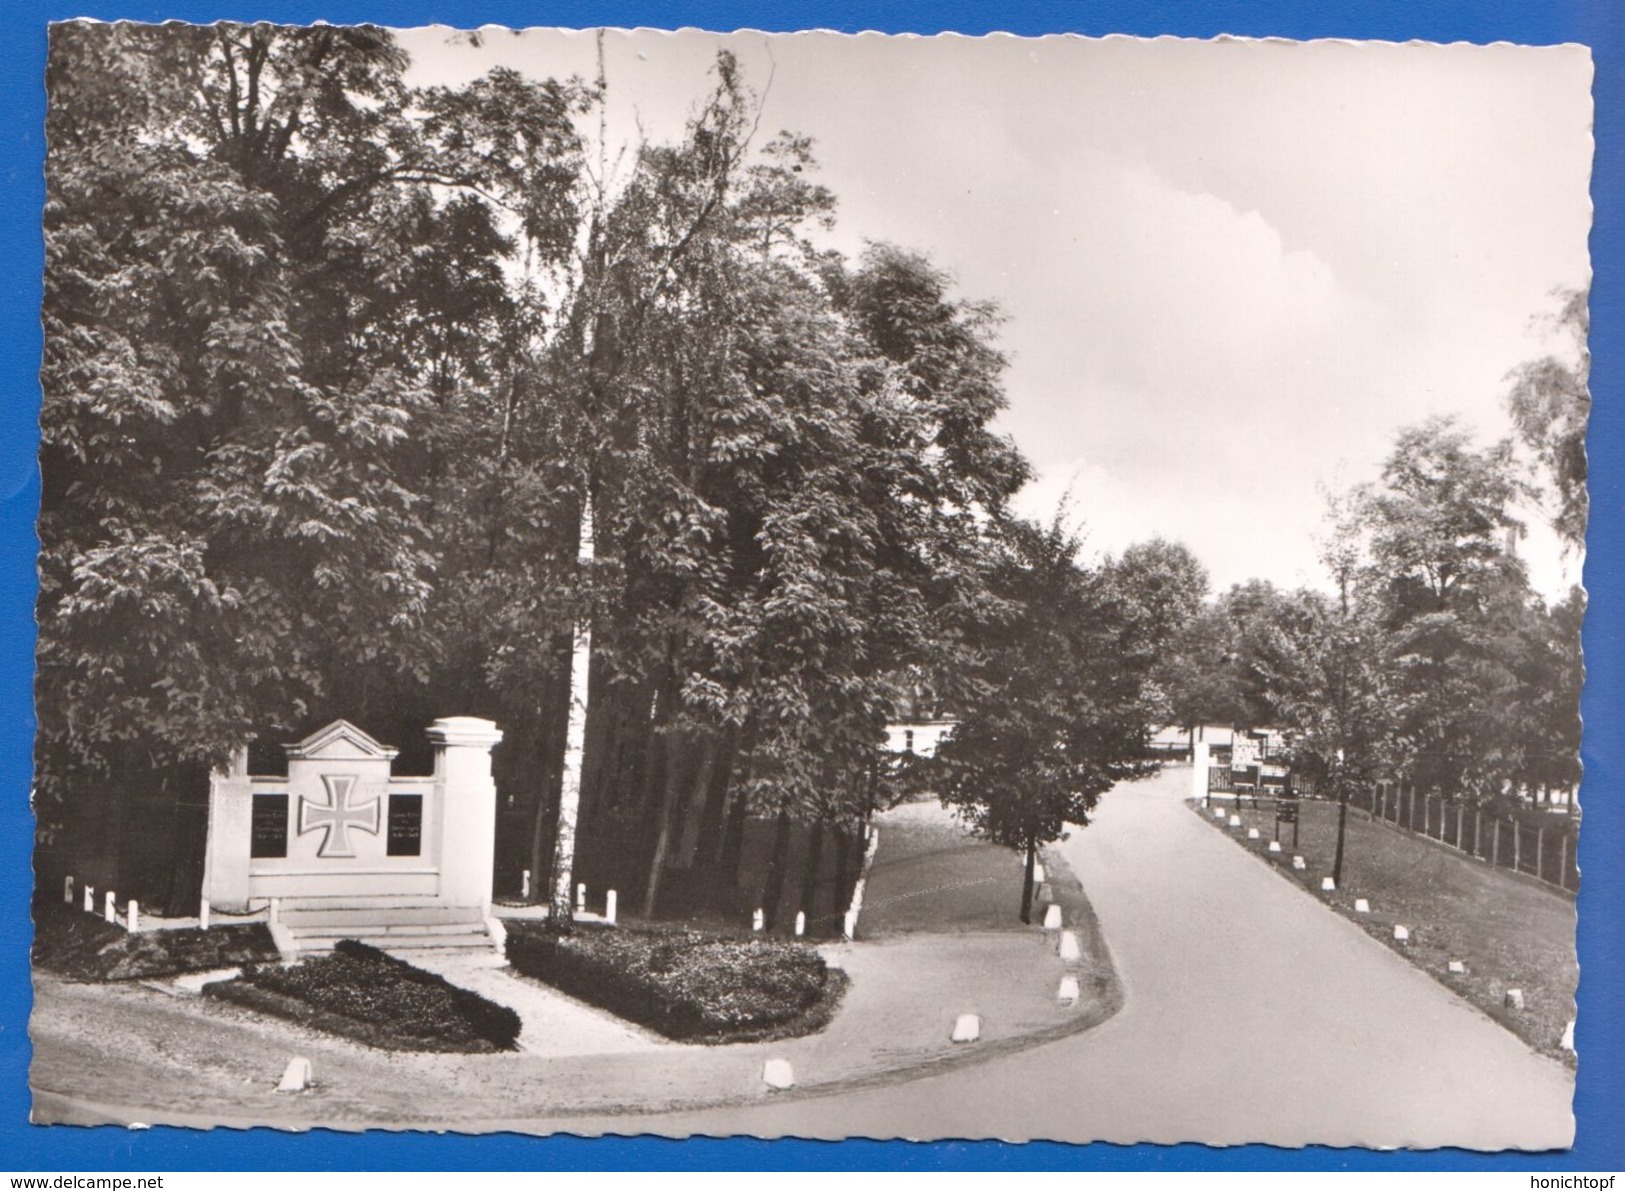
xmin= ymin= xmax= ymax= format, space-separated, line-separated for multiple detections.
xmin=298 ymin=775 xmax=380 ymax=858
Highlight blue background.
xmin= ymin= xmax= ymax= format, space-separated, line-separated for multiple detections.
xmin=2 ymin=0 xmax=1620 ymax=1173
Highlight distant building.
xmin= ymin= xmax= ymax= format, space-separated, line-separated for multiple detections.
xmin=1162 ymin=723 xmax=1292 ymax=801
xmin=883 ymin=720 xmax=956 ymax=758
xmin=884 ymin=673 xmax=955 ymax=758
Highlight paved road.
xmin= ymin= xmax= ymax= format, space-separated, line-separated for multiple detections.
xmin=586 ymin=766 xmax=1574 ymax=1148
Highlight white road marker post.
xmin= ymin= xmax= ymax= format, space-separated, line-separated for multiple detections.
xmin=276 ymin=1057 xmax=313 ymax=1093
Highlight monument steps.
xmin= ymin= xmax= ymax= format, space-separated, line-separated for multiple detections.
xmin=279 ymin=904 xmax=484 ymax=928
xmin=289 ymin=930 xmax=497 ymax=955
xmin=291 ymin=920 xmax=488 ymax=937
xmin=277 ymin=900 xmax=500 ymax=957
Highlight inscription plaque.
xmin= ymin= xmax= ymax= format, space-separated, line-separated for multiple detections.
xmin=250 ymin=793 xmax=289 ymax=859
xmin=387 ymin=793 xmax=423 ymax=857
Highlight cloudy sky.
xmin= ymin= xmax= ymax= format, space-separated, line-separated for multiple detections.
xmin=402 ymin=28 xmax=1593 ymax=599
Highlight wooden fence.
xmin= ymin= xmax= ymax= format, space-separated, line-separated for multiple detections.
xmin=1204 ymin=766 xmax=1578 ymax=895
xmin=1363 ymin=783 xmax=1578 ymax=895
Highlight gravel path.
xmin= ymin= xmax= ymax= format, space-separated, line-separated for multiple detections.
xmin=405 ymin=950 xmax=666 ymax=1057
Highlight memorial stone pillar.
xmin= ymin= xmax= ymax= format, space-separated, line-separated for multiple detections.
xmin=201 ymin=745 xmax=253 ymax=912
xmin=428 ymin=717 xmax=504 ymax=916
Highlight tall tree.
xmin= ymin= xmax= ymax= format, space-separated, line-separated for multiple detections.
xmin=934 ymin=516 xmax=1158 ymax=922
xmin=529 ymin=64 xmax=1030 ymax=920
xmin=41 ymin=24 xmax=434 ymax=889
xmin=1251 ymin=560 xmax=1393 ymax=886
xmin=1474 ymin=581 xmax=1584 ymax=802
xmin=1349 ymin=416 xmax=1531 ymax=798
xmin=38 ymin=22 xmax=586 ymax=902
xmin=1505 ymin=288 xmax=1589 ymax=548
xmin=1154 ymin=579 xmax=1297 ymax=738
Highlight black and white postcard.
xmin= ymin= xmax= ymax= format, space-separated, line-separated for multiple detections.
xmin=29 ymin=24 xmax=1590 ymax=1148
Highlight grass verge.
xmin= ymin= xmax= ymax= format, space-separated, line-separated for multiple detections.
xmin=1192 ymin=798 xmax=1577 ymax=1064
xmin=203 ymin=939 xmax=520 ymax=1053
xmin=861 ymin=800 xmax=1062 ymax=934
xmin=505 ymin=921 xmax=846 ymax=1044
xmin=32 ymin=899 xmax=279 ymax=982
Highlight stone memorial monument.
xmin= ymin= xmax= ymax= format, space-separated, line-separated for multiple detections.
xmin=200 ymin=717 xmax=504 ymax=956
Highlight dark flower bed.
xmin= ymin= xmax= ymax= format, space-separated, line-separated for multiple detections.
xmin=32 ymin=899 xmax=279 ymax=981
xmin=505 ymin=921 xmax=845 ymax=1044
xmin=203 ymin=939 xmax=521 ymax=1053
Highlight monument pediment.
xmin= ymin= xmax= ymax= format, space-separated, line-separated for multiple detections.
xmin=283 ymin=719 xmax=400 ymax=762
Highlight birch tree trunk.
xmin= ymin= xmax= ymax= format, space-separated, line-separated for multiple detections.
xmin=549 ymin=498 xmax=594 ymax=928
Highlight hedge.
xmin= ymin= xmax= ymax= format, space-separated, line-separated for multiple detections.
xmin=505 ymin=922 xmax=845 ymax=1044
xmin=204 ymin=939 xmax=521 ymax=1053
xmin=32 ymin=899 xmax=279 ymax=981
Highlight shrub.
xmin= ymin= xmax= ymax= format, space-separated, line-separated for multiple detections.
xmin=32 ymin=899 xmax=279 ymax=981
xmin=505 ymin=922 xmax=844 ymax=1044
xmin=205 ymin=939 xmax=521 ymax=1053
